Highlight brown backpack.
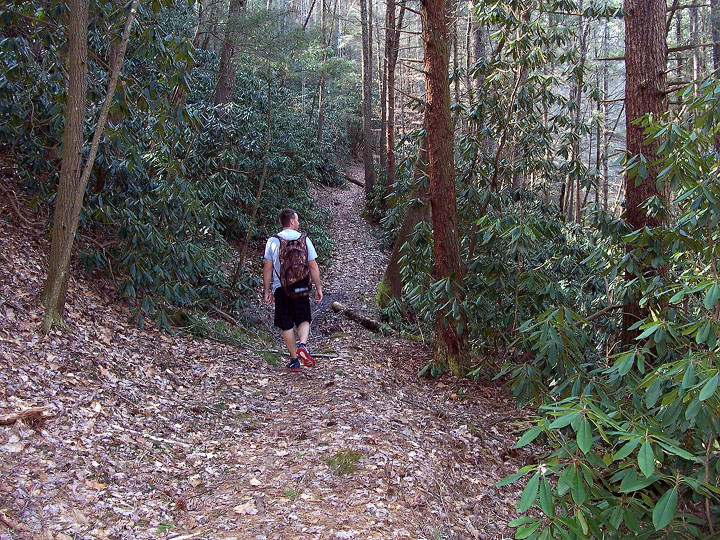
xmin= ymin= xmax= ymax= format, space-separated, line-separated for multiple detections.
xmin=274 ymin=234 xmax=311 ymax=298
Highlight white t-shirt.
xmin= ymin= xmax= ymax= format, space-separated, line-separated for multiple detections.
xmin=264 ymin=229 xmax=317 ymax=292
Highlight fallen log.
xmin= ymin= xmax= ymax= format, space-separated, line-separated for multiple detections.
xmin=332 ymin=301 xmax=394 ymax=334
xmin=344 ymin=175 xmax=365 ymax=188
xmin=0 ymin=407 xmax=52 ymax=428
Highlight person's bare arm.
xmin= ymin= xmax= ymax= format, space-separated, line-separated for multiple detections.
xmin=263 ymin=259 xmax=274 ymax=305
xmin=308 ymin=259 xmax=323 ymax=303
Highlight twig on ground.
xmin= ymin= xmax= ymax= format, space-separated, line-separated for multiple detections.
xmin=0 ymin=513 xmax=17 ymax=530
xmin=0 ymin=407 xmax=52 ymax=427
xmin=255 ymin=349 xmax=336 ymax=359
xmin=113 ymin=425 xmax=193 ymax=449
xmin=0 ymin=183 xmax=43 ymax=228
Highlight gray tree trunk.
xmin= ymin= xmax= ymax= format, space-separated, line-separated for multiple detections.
xmin=360 ymin=0 xmax=377 ymax=201
xmin=214 ymin=0 xmax=246 ymax=105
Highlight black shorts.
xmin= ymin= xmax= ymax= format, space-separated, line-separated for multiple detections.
xmin=274 ymin=287 xmax=312 ymax=330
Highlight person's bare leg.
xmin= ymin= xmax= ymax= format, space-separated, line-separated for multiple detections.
xmin=282 ymin=329 xmax=297 ymax=358
xmin=297 ymin=321 xmax=310 ymax=345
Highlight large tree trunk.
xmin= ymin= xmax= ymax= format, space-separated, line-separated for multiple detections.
xmin=713 ymin=0 xmax=720 ymax=76
xmin=383 ymin=0 xmax=405 ymax=203
xmin=380 ymin=134 xmax=429 ymax=301
xmin=360 ymin=0 xmax=377 ymax=202
xmin=421 ymin=0 xmax=470 ymax=375
xmin=621 ymin=0 xmax=668 ymax=345
xmin=43 ymin=0 xmax=137 ymax=331
xmin=214 ymin=0 xmax=246 ymax=105
xmin=380 ymin=10 xmax=388 ymax=174
xmin=42 ymin=0 xmax=89 ymax=331
xmin=602 ymin=23 xmax=609 ymax=211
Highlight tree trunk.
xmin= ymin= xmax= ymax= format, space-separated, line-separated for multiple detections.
xmin=421 ymin=0 xmax=469 ymax=375
xmin=360 ymin=0 xmax=377 ymax=201
xmin=380 ymin=133 xmax=428 ymax=302
xmin=316 ymin=0 xmax=328 ymax=143
xmin=42 ymin=0 xmax=89 ymax=331
xmin=202 ymin=0 xmax=219 ymax=51
xmin=214 ymin=0 xmax=246 ymax=105
xmin=622 ymin=0 xmax=668 ymax=345
xmin=713 ymin=0 xmax=720 ymax=76
xmin=691 ymin=6 xmax=700 ymax=98
xmin=380 ymin=52 xmax=387 ymax=172
xmin=43 ymin=0 xmax=138 ymax=331
xmin=171 ymin=0 xmax=205 ymax=109
xmin=383 ymin=0 xmax=405 ymax=203
xmin=572 ymin=1 xmax=587 ymax=222
xmin=602 ymin=22 xmax=609 ymax=211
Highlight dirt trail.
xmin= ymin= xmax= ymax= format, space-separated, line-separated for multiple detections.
xmin=308 ymin=163 xmax=387 ymax=337
xmin=0 ymin=166 xmax=527 ymax=540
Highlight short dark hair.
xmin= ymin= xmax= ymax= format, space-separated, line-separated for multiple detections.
xmin=279 ymin=208 xmax=297 ymax=228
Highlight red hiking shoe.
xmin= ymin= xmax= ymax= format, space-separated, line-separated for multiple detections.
xmin=296 ymin=344 xmax=315 ymax=367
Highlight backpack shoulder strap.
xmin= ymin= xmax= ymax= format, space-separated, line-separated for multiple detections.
xmin=299 ymin=233 xmax=308 ymax=254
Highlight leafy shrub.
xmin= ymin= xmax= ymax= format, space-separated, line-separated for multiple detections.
xmin=503 ymin=80 xmax=720 ymax=538
xmin=0 ymin=2 xmax=348 ymax=327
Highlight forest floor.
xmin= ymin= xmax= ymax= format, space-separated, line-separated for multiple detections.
xmin=0 ymin=164 xmax=533 ymax=540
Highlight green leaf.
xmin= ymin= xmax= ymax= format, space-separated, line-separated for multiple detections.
xmin=699 ymin=373 xmax=718 ymax=401
xmin=636 ymin=322 xmax=661 ymax=340
xmin=619 ymin=469 xmax=660 ymax=492
xmin=497 ymin=466 xmax=534 ymax=487
xmin=569 ymin=466 xmax=588 ymax=505
xmin=515 ymin=425 xmax=544 ymax=448
xmin=704 ymin=283 xmax=720 ymax=310
xmin=508 ymin=516 xmax=537 ymax=527
xmin=614 ymin=438 xmax=640 ymax=461
xmin=549 ymin=410 xmax=581 ymax=430
xmin=539 ymin=476 xmax=554 ymax=517
xmin=652 ymin=487 xmax=678 ymax=530
xmin=645 ymin=378 xmax=663 ymax=408
xmin=576 ymin=419 xmax=593 ymax=454
xmin=696 ymin=321 xmax=712 ymax=344
xmin=681 ymin=363 xmax=697 ymax=389
xmin=515 ymin=518 xmax=543 ymax=539
xmin=518 ymin=473 xmax=540 ymax=512
xmin=685 ymin=397 xmax=701 ymax=420
xmin=575 ymin=508 xmax=589 ymax=536
xmin=655 ymin=440 xmax=698 ymax=461
xmin=638 ymin=441 xmax=655 ymax=478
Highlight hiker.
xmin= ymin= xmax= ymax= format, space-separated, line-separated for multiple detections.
xmin=263 ymin=208 xmax=323 ymax=371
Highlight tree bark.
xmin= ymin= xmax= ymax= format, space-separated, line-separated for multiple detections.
xmin=214 ymin=0 xmax=246 ymax=105
xmin=42 ymin=0 xmax=89 ymax=331
xmin=572 ymin=0 xmax=587 ymax=222
xmin=713 ymin=0 xmax=720 ymax=76
xmin=383 ymin=0 xmax=406 ymax=203
xmin=622 ymin=0 xmax=668 ymax=345
xmin=360 ymin=0 xmax=377 ymax=201
xmin=316 ymin=0 xmax=328 ymax=144
xmin=602 ymin=22 xmax=609 ymax=211
xmin=421 ymin=0 xmax=470 ymax=375
xmin=380 ymin=133 xmax=428 ymax=301
xmin=43 ymin=0 xmax=138 ymax=332
xmin=171 ymin=0 xmax=205 ymax=109
xmin=332 ymin=301 xmax=383 ymax=332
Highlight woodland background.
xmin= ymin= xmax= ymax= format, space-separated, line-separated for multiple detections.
xmin=2 ymin=0 xmax=720 ymax=536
